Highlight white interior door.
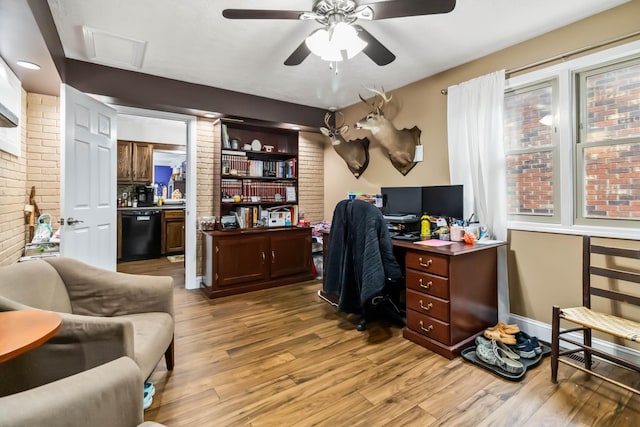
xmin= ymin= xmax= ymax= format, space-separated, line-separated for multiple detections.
xmin=60 ymin=84 xmax=117 ymax=270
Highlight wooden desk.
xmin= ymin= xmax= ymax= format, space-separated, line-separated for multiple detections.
xmin=321 ymin=230 xmax=504 ymax=359
xmin=393 ymin=240 xmax=504 ymax=359
xmin=0 ymin=310 xmax=62 ymax=363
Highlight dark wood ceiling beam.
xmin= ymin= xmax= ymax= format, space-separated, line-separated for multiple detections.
xmin=65 ymin=59 xmax=325 ymax=128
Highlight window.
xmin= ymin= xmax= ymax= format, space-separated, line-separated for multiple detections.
xmin=504 ymin=81 xmax=558 ymax=222
xmin=575 ymin=59 xmax=640 ymax=226
xmin=505 ymin=41 xmax=640 ymax=236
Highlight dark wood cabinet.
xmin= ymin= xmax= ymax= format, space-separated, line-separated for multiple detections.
xmin=214 ymin=233 xmax=270 ymax=287
xmin=117 ymin=140 xmax=153 ymax=183
xmin=269 ymin=231 xmax=312 ymax=278
xmin=162 ymin=209 xmax=185 ymax=254
xmin=201 ymin=227 xmax=314 ymax=298
xmin=397 ymin=241 xmax=504 ymax=359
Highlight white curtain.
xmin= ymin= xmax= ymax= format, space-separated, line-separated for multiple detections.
xmin=447 ymin=70 xmax=509 ymax=320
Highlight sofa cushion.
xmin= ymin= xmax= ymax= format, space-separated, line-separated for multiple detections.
xmin=0 ymin=260 xmax=72 ymax=313
xmin=118 ymin=312 xmax=174 ymax=379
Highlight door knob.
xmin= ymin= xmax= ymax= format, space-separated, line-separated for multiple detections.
xmin=66 ymin=217 xmax=84 ymax=225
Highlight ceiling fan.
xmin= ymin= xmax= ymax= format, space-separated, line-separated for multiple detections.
xmin=223 ymin=0 xmax=456 ymax=66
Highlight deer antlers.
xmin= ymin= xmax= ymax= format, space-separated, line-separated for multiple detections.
xmin=358 ymin=87 xmax=392 ymax=113
xmin=321 ymin=112 xmax=348 ymax=136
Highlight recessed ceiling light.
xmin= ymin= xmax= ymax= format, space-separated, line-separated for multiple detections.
xmin=291 ymin=126 xmax=300 ymax=131
xmin=17 ymin=60 xmax=41 ymax=70
xmin=204 ymin=113 xmax=216 ymax=118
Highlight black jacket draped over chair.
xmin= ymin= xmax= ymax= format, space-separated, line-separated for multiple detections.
xmin=324 ymin=199 xmax=404 ymax=329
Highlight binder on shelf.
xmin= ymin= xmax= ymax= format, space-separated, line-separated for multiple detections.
xmin=222 ymin=124 xmax=230 ymax=149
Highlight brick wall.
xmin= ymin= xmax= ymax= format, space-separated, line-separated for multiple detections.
xmin=298 ymin=132 xmax=325 ymax=224
xmin=26 ymin=93 xmax=61 ymax=221
xmin=584 ymin=142 xmax=640 ymax=218
xmin=195 ymin=118 xmax=218 ymax=276
xmin=0 ymin=90 xmax=28 ymax=265
xmin=0 ymin=91 xmax=61 ymax=265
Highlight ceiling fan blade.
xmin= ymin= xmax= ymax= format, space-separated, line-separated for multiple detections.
xmin=354 ymin=25 xmax=395 ymax=66
xmin=222 ymin=9 xmax=306 ymax=20
xmin=360 ymin=0 xmax=456 ymax=20
xmin=284 ymin=41 xmax=312 ymax=66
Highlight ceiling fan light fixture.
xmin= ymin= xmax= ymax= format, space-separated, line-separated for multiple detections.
xmin=305 ymin=22 xmax=367 ymax=62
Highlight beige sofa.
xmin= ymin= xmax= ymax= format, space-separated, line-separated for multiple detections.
xmin=0 ymin=356 xmax=165 ymax=427
xmin=0 ymin=257 xmax=174 ymax=396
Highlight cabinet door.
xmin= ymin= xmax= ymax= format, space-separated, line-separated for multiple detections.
xmin=165 ymin=220 xmax=184 ymax=253
xmin=132 ymin=143 xmax=153 ymax=182
xmin=215 ymin=234 xmax=269 ymax=287
xmin=269 ymin=229 xmax=312 ymax=278
xmin=162 ymin=210 xmax=185 ymax=254
xmin=117 ymin=141 xmax=132 ymax=181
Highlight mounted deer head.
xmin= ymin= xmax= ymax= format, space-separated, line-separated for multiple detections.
xmin=321 ymin=112 xmax=370 ymax=178
xmin=355 ymin=88 xmax=421 ymax=176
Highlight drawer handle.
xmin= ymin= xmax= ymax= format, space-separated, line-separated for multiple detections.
xmin=419 ymin=278 xmax=432 ymax=289
xmin=419 ymin=321 xmax=434 ymax=332
xmin=419 ymin=257 xmax=433 ymax=268
xmin=261 ymin=251 xmax=266 ymax=263
xmin=271 ymin=250 xmax=275 ymax=263
xmin=419 ymin=300 xmax=433 ymax=311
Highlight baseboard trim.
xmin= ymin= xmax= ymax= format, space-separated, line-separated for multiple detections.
xmin=508 ymin=313 xmax=640 ymax=366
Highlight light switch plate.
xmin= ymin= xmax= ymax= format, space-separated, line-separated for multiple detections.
xmin=413 ymin=145 xmax=423 ymax=162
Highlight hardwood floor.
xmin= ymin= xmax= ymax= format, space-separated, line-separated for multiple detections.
xmin=118 ymin=258 xmax=640 ymax=426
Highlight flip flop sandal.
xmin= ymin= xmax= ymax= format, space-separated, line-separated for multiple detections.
xmin=483 ymin=328 xmax=516 ymax=345
xmin=494 ymin=339 xmax=520 ymax=360
xmin=492 ymin=343 xmax=525 ymax=374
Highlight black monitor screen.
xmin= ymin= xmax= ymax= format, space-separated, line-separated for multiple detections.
xmin=381 ymin=187 xmax=422 ymax=216
xmin=421 ymin=185 xmax=463 ymax=220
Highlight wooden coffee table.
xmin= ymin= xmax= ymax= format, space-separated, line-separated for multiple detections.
xmin=0 ymin=310 xmax=62 ymax=363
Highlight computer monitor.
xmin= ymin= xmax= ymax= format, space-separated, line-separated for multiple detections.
xmin=380 ymin=187 xmax=422 ymax=216
xmin=421 ymin=185 xmax=464 ymax=220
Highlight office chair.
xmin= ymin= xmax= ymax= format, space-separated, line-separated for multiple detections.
xmin=324 ymin=199 xmax=405 ymax=331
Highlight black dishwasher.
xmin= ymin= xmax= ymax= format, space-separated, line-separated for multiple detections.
xmin=120 ymin=210 xmax=161 ymax=261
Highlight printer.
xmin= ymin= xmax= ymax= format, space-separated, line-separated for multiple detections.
xmin=383 ymin=214 xmax=420 ymax=241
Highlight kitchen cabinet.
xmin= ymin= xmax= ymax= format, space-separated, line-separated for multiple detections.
xmin=162 ymin=209 xmax=185 ymax=254
xmin=201 ymin=227 xmax=314 ymax=298
xmin=117 ymin=140 xmax=153 ymax=183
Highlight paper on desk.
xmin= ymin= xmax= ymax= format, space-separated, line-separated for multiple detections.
xmin=476 ymin=239 xmax=502 ymax=245
xmin=413 ymin=239 xmax=453 ymax=247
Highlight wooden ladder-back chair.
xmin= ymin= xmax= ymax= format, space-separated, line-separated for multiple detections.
xmin=551 ymin=235 xmax=640 ymax=395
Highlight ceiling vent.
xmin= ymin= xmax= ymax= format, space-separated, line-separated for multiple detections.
xmin=82 ymin=26 xmax=147 ymax=69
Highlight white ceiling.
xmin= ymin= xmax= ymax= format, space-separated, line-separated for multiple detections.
xmin=21 ymin=0 xmax=637 ymax=109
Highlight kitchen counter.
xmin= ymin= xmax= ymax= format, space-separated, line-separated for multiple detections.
xmin=118 ymin=205 xmax=185 ymax=211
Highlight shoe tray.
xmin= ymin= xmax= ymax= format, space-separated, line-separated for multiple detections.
xmin=461 ymin=341 xmax=551 ymax=381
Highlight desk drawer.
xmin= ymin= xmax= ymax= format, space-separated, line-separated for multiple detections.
xmin=406 ymin=269 xmax=449 ymax=299
xmin=407 ymin=310 xmax=450 ymax=344
xmin=406 ymin=251 xmax=449 ymax=277
xmin=406 ymin=289 xmax=449 ymax=323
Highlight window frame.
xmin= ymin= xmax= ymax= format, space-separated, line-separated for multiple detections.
xmin=573 ymin=57 xmax=640 ymax=229
xmin=504 ymin=78 xmax=561 ymax=224
xmin=505 ymin=40 xmax=640 ymax=240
